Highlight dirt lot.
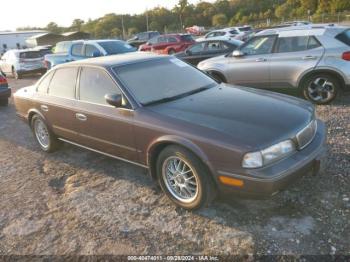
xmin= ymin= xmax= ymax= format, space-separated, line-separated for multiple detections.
xmin=0 ymin=77 xmax=349 ymax=256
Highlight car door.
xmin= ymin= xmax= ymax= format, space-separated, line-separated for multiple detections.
xmin=75 ymin=66 xmax=138 ymax=162
xmin=225 ymin=35 xmax=277 ymax=88
xmin=42 ymin=67 xmax=80 ymax=141
xmin=269 ymin=35 xmax=325 ymax=88
xmin=152 ymin=36 xmax=168 ymax=53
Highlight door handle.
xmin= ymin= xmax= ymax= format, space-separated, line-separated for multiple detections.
xmin=40 ymin=105 xmax=49 ymax=112
xmin=75 ymin=113 xmax=87 ymax=121
xmin=255 ymin=58 xmax=267 ymax=62
xmin=302 ymin=56 xmax=317 ymax=60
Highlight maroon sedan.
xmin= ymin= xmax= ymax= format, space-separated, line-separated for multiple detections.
xmin=14 ymin=53 xmax=326 ymax=210
xmin=139 ymin=34 xmax=195 ymax=55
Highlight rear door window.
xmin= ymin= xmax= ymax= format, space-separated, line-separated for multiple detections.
xmin=207 ymin=41 xmax=222 ymax=51
xmin=84 ymin=44 xmax=100 ymax=57
xmin=276 ymin=36 xmax=309 ymax=53
xmin=79 ymin=67 xmax=120 ymax=105
xmin=307 ymin=36 xmax=322 ymax=49
xmin=48 ymin=67 xmax=78 ymax=99
xmin=37 ymin=71 xmax=54 ymax=94
xmin=335 ymin=29 xmax=350 ymax=46
xmin=241 ymin=36 xmax=276 ymax=55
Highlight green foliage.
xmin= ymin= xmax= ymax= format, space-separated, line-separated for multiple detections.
xmin=212 ymin=13 xmax=228 ymax=27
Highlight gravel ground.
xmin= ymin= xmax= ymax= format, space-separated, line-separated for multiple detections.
xmin=0 ymin=77 xmax=349 ymax=256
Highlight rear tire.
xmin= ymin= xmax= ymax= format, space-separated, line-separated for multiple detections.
xmin=156 ymin=145 xmax=216 ymax=210
xmin=31 ymin=114 xmax=61 ymax=152
xmin=0 ymin=99 xmax=8 ymax=106
xmin=302 ymin=74 xmax=339 ymax=105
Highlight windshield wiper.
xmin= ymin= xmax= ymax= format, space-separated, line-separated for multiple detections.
xmin=143 ymin=85 xmax=213 ymax=106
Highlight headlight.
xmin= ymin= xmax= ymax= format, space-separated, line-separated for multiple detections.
xmin=242 ymin=140 xmax=295 ymax=168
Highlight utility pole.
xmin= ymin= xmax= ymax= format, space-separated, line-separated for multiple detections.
xmin=121 ymin=15 xmax=126 ymax=40
xmin=146 ymin=9 xmax=149 ymax=31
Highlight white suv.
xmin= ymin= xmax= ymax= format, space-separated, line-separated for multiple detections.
xmin=197 ymin=26 xmax=253 ymax=42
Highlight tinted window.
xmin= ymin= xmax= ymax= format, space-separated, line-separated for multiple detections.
xmin=215 ymin=32 xmax=226 ymax=37
xmin=85 ymin=44 xmax=100 ymax=57
xmin=241 ymin=36 xmax=276 ymax=55
xmin=48 ymin=68 xmax=78 ymax=99
xmin=167 ymin=37 xmax=178 ymax=43
xmin=150 ymin=32 xmax=160 ymax=38
xmin=137 ymin=32 xmax=148 ymax=41
xmin=238 ymin=27 xmax=252 ymax=32
xmin=79 ymin=68 xmax=120 ymax=105
xmin=37 ymin=71 xmax=54 ymax=94
xmin=114 ymin=58 xmax=215 ymax=105
xmin=158 ymin=37 xmax=166 ymax=43
xmin=148 ymin=37 xmax=158 ymax=45
xmin=71 ymin=44 xmax=83 ymax=56
xmin=335 ymin=29 xmax=350 ymax=46
xmin=97 ymin=41 xmax=135 ymax=55
xmin=277 ymin=36 xmax=308 ymax=53
xmin=19 ymin=51 xmax=41 ymax=59
xmin=229 ymin=30 xmax=238 ymax=35
xmin=180 ymin=35 xmax=194 ymax=42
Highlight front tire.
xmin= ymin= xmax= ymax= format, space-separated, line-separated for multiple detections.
xmin=156 ymin=145 xmax=216 ymax=210
xmin=31 ymin=115 xmax=61 ymax=152
xmin=168 ymin=49 xmax=176 ymax=55
xmin=302 ymin=74 xmax=339 ymax=104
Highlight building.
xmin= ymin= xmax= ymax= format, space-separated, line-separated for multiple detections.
xmin=61 ymin=31 xmax=90 ymax=40
xmin=0 ymin=30 xmax=47 ymax=52
xmin=26 ymin=33 xmax=64 ymax=47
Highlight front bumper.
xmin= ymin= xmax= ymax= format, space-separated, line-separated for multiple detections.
xmin=216 ymin=120 xmax=327 ymax=198
xmin=0 ymin=87 xmax=11 ymax=99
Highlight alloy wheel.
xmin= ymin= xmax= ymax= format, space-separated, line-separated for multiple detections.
xmin=307 ymin=77 xmax=335 ymax=103
xmin=34 ymin=119 xmax=50 ymax=149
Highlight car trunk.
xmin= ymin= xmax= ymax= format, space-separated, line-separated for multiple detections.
xmin=19 ymin=51 xmax=44 ymax=70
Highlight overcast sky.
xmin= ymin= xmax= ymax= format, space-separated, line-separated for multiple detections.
xmin=1 ymin=0 xmax=205 ymax=31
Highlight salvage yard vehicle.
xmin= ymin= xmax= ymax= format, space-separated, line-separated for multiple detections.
xmin=14 ymin=53 xmax=326 ymax=210
xmin=198 ymin=25 xmax=350 ymax=105
xmin=0 ymin=49 xmax=47 ymax=79
xmin=0 ymin=71 xmax=10 ymax=106
xmin=176 ymin=39 xmax=243 ymax=66
xmin=127 ymin=31 xmax=160 ymax=48
xmin=44 ymin=40 xmax=137 ymax=69
xmin=139 ymin=34 xmax=195 ymax=54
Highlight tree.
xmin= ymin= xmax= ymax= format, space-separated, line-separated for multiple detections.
xmin=212 ymin=13 xmax=228 ymax=27
xmin=71 ymin=19 xmax=85 ymax=31
xmin=46 ymin=22 xmax=61 ymax=34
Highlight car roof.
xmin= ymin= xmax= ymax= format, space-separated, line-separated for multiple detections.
xmin=256 ymin=24 xmax=348 ymax=37
xmin=58 ymin=52 xmax=163 ymax=68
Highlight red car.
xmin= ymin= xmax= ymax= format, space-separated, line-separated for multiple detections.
xmin=139 ymin=34 xmax=195 ymax=55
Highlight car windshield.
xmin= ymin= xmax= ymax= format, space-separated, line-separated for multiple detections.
xmin=98 ymin=41 xmax=136 ymax=55
xmin=113 ymin=58 xmax=216 ymax=105
xmin=19 ymin=51 xmax=41 ymax=59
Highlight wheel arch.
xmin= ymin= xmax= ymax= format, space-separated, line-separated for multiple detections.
xmin=298 ymin=68 xmax=346 ymax=90
xmin=206 ymin=70 xmax=227 ymax=83
xmin=146 ymin=136 xmax=217 ymax=186
xmin=27 ymin=109 xmax=47 ymax=127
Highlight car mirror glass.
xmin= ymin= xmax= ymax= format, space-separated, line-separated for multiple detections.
xmin=105 ymin=94 xmax=123 ymax=107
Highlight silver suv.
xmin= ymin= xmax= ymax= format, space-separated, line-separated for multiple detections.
xmin=198 ymin=25 xmax=350 ymax=104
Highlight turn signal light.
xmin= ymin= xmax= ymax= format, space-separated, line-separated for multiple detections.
xmin=342 ymin=51 xmax=350 ymax=61
xmin=219 ymin=176 xmax=244 ymax=187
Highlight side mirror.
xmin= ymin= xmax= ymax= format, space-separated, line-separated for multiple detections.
xmin=232 ymin=50 xmax=245 ymax=57
xmin=185 ymin=49 xmax=192 ymax=55
xmin=92 ymin=51 xmax=102 ymax=57
xmin=105 ymin=94 xmax=123 ymax=107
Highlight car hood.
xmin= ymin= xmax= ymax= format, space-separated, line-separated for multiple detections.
xmin=148 ymin=84 xmax=314 ymax=150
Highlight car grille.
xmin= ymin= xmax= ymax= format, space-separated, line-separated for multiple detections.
xmin=296 ymin=120 xmax=317 ymax=150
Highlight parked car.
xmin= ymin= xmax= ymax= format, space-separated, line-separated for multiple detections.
xmin=139 ymin=34 xmax=195 ymax=54
xmin=0 ymin=49 xmax=46 ymax=79
xmin=0 ymin=70 xmax=10 ymax=106
xmin=127 ymin=31 xmax=160 ymax=48
xmin=176 ymin=39 xmax=243 ymax=66
xmin=33 ymin=45 xmax=53 ymax=57
xmin=14 ymin=53 xmax=326 ymax=210
xmin=198 ymin=25 xmax=350 ymax=104
xmin=44 ymin=40 xmax=137 ymax=69
xmin=197 ymin=26 xmax=253 ymax=42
